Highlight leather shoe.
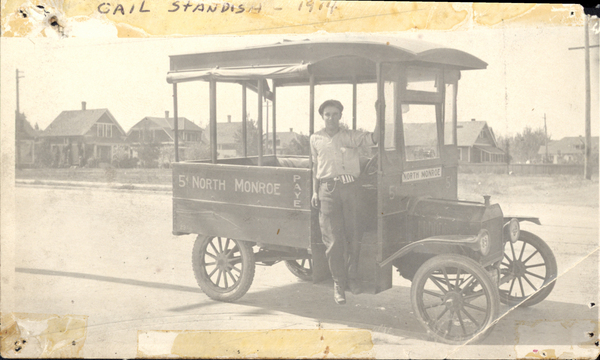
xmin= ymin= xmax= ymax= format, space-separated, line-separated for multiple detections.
xmin=334 ymin=282 xmax=346 ymax=305
xmin=347 ymin=279 xmax=362 ymax=295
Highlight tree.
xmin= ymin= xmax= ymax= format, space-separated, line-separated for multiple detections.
xmin=497 ymin=126 xmax=551 ymax=164
xmin=234 ymin=117 xmax=266 ymax=156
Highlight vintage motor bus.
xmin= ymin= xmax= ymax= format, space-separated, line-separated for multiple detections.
xmin=167 ymin=39 xmax=557 ymax=344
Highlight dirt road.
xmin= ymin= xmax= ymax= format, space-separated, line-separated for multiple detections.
xmin=11 ymin=185 xmax=599 ymax=358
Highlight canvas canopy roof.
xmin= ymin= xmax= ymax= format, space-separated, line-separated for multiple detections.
xmin=167 ymin=39 xmax=487 ymax=85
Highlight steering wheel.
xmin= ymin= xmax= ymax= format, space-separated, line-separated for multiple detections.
xmin=363 ymin=153 xmax=378 ymax=176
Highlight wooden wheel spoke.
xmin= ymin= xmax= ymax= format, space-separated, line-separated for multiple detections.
xmin=463 ymin=302 xmax=487 ymax=313
xmin=215 ymin=269 xmax=223 ymax=287
xmin=204 ymin=261 xmax=216 ymax=266
xmin=525 ymin=263 xmax=545 ymax=269
xmin=423 ymin=289 xmax=445 ymax=299
xmin=229 ymin=256 xmax=242 ymax=265
xmin=434 ymin=306 xmax=450 ymax=322
xmin=224 ymin=238 xmax=230 ymax=252
xmin=226 ymin=268 xmax=238 ymax=284
xmin=525 ymin=270 xmax=546 ymax=280
xmin=460 ymin=308 xmax=480 ymax=328
xmin=459 ymin=276 xmax=476 ymax=295
xmin=518 ymin=276 xmax=525 ymax=297
xmin=522 ymin=250 xmax=539 ymax=265
xmin=209 ymin=241 xmax=220 ymax=255
xmin=518 ymin=241 xmax=527 ymax=261
xmin=504 ymin=253 xmax=513 ymax=264
xmin=463 ymin=290 xmax=484 ymax=302
xmin=521 ymin=273 xmax=538 ymax=292
xmin=509 ymin=241 xmax=517 ymax=262
xmin=458 ymin=274 xmax=473 ymax=288
xmin=208 ymin=266 xmax=219 ymax=278
xmin=457 ymin=309 xmax=467 ymax=335
xmin=429 ymin=276 xmax=449 ymax=294
xmin=501 ymin=262 xmax=511 ymax=267
xmin=455 ymin=268 xmax=462 ymax=288
xmin=508 ymin=277 xmax=516 ymax=297
xmin=425 ymin=302 xmax=445 ymax=310
xmin=446 ymin=310 xmax=454 ymax=335
xmin=230 ymin=265 xmax=241 ymax=274
xmin=442 ymin=268 xmax=453 ymax=291
xmin=223 ymin=270 xmax=229 ymax=288
xmin=205 ymin=252 xmax=217 ymax=260
xmin=217 ymin=237 xmax=224 ymax=253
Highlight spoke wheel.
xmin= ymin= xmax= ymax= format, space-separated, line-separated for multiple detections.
xmin=285 ymin=258 xmax=313 ymax=281
xmin=192 ymin=235 xmax=255 ymax=302
xmin=411 ymin=254 xmax=499 ymax=344
xmin=499 ymin=230 xmax=557 ymax=307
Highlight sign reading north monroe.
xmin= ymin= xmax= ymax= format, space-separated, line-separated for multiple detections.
xmin=402 ymin=167 xmax=442 ymax=183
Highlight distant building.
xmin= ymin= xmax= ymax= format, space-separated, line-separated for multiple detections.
xmin=450 ymin=120 xmax=506 ymax=163
xmin=264 ymin=128 xmax=309 ymax=155
xmin=537 ymin=136 xmax=600 ymax=164
xmin=203 ymin=115 xmax=242 ymax=158
xmin=42 ymin=102 xmax=128 ymax=166
xmin=402 ymin=119 xmax=505 ymax=163
xmin=126 ymin=111 xmax=203 ymax=162
xmin=16 ymin=114 xmax=41 ymax=167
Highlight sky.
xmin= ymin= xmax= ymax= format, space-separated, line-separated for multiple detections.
xmin=1 ymin=25 xmax=599 ymax=141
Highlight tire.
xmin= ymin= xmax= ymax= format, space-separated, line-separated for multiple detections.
xmin=192 ymin=235 xmax=255 ymax=302
xmin=411 ymin=254 xmax=500 ymax=344
xmin=499 ymin=230 xmax=557 ymax=307
xmin=285 ymin=258 xmax=313 ymax=281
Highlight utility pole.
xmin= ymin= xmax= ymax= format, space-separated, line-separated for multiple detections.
xmin=568 ymin=15 xmax=597 ymax=179
xmin=584 ymin=15 xmax=592 ymax=180
xmin=15 ymin=69 xmax=25 ymax=168
xmin=544 ymin=113 xmax=549 ymax=163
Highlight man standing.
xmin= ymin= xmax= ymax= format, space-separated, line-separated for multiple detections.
xmin=310 ymin=99 xmax=379 ymax=305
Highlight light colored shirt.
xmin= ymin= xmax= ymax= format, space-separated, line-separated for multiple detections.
xmin=310 ymin=128 xmax=375 ymax=179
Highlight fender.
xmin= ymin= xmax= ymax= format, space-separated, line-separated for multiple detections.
xmin=379 ymin=234 xmax=480 ymax=268
xmin=504 ymin=216 xmax=541 ymax=225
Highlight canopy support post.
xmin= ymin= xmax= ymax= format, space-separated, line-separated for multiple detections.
xmin=242 ymin=84 xmax=247 ymax=158
xmin=173 ymin=83 xmax=179 ymax=162
xmin=257 ymin=79 xmax=264 ymax=166
xmin=272 ymin=83 xmax=277 ymax=155
xmin=309 ymin=74 xmax=315 ymax=135
xmin=352 ymin=79 xmax=357 ymax=130
xmin=209 ymin=80 xmax=217 ymax=164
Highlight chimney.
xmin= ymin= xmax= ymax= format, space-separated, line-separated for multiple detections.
xmin=471 ymin=118 xmax=476 ymax=121
xmin=227 ymin=115 xmax=231 ymax=123
xmin=165 ymin=111 xmax=169 ymax=119
xmin=81 ymin=101 xmax=86 ymax=110
xmin=290 ymin=128 xmax=293 ymax=132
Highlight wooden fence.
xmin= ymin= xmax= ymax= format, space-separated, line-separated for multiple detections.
xmin=458 ymin=163 xmax=598 ymax=175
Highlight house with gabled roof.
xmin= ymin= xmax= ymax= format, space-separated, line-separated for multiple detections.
xmin=537 ymin=136 xmax=599 ymax=164
xmin=446 ymin=119 xmax=506 ymax=163
xmin=126 ymin=111 xmax=204 ymax=162
xmin=202 ymin=115 xmax=242 ymax=158
xmin=42 ymin=102 xmax=128 ymax=166
xmin=264 ymin=128 xmax=309 ymax=155
xmin=401 ymin=119 xmax=504 ymax=163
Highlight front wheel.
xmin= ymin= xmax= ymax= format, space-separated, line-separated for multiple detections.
xmin=499 ymin=230 xmax=557 ymax=307
xmin=411 ymin=254 xmax=500 ymax=344
xmin=192 ymin=235 xmax=255 ymax=302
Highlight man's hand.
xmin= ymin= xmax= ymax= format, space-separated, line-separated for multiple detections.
xmin=311 ymin=193 xmax=319 ymax=208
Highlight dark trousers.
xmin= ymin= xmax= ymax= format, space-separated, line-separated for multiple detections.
xmin=318 ymin=180 xmax=362 ymax=287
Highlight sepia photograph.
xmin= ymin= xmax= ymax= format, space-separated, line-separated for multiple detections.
xmin=1 ymin=1 xmax=599 ymax=358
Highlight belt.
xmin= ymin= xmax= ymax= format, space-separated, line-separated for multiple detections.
xmin=320 ymin=175 xmax=355 ymax=184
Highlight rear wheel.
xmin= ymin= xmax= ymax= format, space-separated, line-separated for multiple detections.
xmin=285 ymin=258 xmax=313 ymax=281
xmin=192 ymin=235 xmax=255 ymax=302
xmin=411 ymin=254 xmax=499 ymax=344
xmin=499 ymin=230 xmax=557 ymax=307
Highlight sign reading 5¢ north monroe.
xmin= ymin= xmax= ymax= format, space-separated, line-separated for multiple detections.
xmin=402 ymin=167 xmax=442 ymax=183
xmin=173 ymin=164 xmax=311 ymax=210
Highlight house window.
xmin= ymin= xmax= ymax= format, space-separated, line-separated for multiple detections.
xmin=97 ymin=123 xmax=112 ymax=137
xmin=458 ymin=148 xmax=463 ymax=161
